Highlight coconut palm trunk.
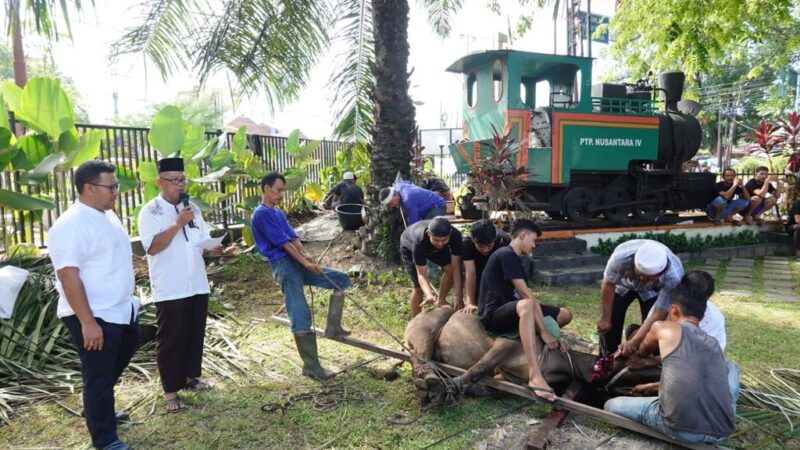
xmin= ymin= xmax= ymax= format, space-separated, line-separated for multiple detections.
xmin=370 ymin=0 xmax=416 ymax=190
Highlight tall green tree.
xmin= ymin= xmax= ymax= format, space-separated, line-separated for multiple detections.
xmin=608 ymin=0 xmax=800 ymax=84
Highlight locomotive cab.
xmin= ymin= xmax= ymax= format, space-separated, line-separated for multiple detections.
xmin=447 ymin=50 xmax=715 ymax=223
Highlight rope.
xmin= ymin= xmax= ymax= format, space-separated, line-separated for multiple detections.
xmin=260 ymin=378 xmax=373 ymax=414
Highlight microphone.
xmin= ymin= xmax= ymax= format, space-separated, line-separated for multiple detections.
xmin=179 ymin=193 xmax=197 ymax=228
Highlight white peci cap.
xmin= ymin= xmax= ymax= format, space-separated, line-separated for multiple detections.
xmin=634 ymin=242 xmax=668 ymax=276
xmin=343 ymin=171 xmax=355 ymax=180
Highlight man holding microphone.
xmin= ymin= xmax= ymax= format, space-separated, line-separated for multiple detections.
xmin=138 ymin=157 xmax=220 ymax=413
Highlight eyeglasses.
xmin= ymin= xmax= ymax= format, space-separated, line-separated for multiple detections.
xmin=159 ymin=176 xmax=188 ymax=185
xmin=88 ymin=182 xmax=120 ymax=193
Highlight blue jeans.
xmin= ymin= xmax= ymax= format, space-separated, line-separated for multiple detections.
xmin=63 ymin=312 xmax=139 ymax=449
xmin=605 ymin=359 xmax=740 ymax=444
xmin=270 ymin=257 xmax=351 ymax=334
xmin=706 ymin=196 xmax=749 ymax=220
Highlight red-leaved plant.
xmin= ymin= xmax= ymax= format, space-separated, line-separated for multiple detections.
xmin=746 ymin=118 xmax=785 ymax=172
xmin=465 ymin=125 xmax=534 ymax=216
xmin=777 ymin=111 xmax=800 ymax=155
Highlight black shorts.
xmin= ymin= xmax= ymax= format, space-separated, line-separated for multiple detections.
xmin=400 ymin=247 xmax=451 ymax=288
xmin=483 ymin=301 xmax=560 ymax=335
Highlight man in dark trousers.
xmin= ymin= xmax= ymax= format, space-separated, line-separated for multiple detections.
xmin=605 ymin=282 xmax=739 ymax=444
xmin=251 ymin=172 xmax=352 ymax=380
xmin=597 ymin=239 xmax=684 ymax=356
xmin=744 ymin=166 xmax=780 ymax=225
xmin=477 ymin=219 xmax=560 ymax=401
xmin=323 ymin=171 xmax=364 ymax=209
xmin=400 ymin=217 xmax=463 ymax=317
xmin=48 ymin=160 xmax=139 ymax=450
xmin=462 ymin=220 xmax=572 ymax=328
xmin=138 ymin=157 xmax=221 ymax=413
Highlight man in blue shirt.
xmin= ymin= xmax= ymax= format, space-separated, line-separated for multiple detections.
xmin=379 ymin=181 xmax=447 ymax=225
xmin=251 ymin=172 xmax=352 ymax=380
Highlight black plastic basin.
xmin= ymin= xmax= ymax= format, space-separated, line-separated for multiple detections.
xmin=335 ymin=203 xmax=365 ymax=230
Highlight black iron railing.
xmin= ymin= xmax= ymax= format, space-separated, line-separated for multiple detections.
xmin=0 ymin=122 xmax=346 ymax=250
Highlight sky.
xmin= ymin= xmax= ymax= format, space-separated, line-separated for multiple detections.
xmin=5 ymin=0 xmax=617 ymax=140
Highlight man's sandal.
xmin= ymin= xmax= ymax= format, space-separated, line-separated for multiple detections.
xmin=186 ymin=378 xmax=212 ymax=391
xmin=165 ymin=397 xmax=186 ymax=414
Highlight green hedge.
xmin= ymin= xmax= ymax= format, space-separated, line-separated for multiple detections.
xmin=590 ymin=230 xmax=762 ymax=256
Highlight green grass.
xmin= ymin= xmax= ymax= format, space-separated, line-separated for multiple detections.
xmin=1 ymin=253 xmax=799 ymax=449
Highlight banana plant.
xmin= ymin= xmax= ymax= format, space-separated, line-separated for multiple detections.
xmin=282 ymin=129 xmax=324 ymax=213
xmin=0 ymin=77 xmax=106 ymax=211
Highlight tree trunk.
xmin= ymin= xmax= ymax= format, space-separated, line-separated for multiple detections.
xmin=11 ymin=1 xmax=28 ymax=88
xmin=370 ymin=0 xmax=415 ymax=191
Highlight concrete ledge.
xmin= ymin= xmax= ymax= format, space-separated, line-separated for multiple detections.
xmin=676 ymin=243 xmax=780 ymax=262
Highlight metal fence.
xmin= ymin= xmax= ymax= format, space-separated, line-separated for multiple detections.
xmin=0 ymin=122 xmax=345 ymax=250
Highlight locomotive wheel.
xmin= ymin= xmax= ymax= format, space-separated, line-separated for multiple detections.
xmin=633 ymin=194 xmax=661 ymax=222
xmin=603 ymin=187 xmax=632 ymax=222
xmin=563 ymin=187 xmax=594 ymax=222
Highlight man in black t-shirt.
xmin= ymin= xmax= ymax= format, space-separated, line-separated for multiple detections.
xmin=323 ymin=172 xmax=364 ymax=209
xmin=400 ymin=217 xmax=464 ymax=317
xmin=462 ymin=220 xmax=510 ymax=314
xmin=477 ymin=219 xmax=559 ymax=402
xmin=463 ymin=220 xmax=573 ymax=327
xmin=744 ymin=166 xmax=781 ymax=225
xmin=706 ymin=168 xmax=751 ymax=225
xmin=786 ymin=200 xmax=800 ymax=258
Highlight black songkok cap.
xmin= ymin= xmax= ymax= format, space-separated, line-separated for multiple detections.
xmin=157 ymin=157 xmax=184 ymax=173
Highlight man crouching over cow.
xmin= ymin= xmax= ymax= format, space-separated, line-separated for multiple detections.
xmin=476 ymin=219 xmax=559 ymax=401
xmin=604 ymin=281 xmax=739 ymax=444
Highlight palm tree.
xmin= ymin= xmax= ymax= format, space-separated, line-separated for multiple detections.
xmin=4 ymin=0 xmax=88 ymax=87
xmin=369 ymin=0 xmax=416 ymax=188
xmin=113 ymin=0 xmax=464 ymax=169
xmin=111 ymin=0 xmax=330 ymax=113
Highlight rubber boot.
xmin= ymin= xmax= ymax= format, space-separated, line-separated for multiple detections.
xmin=294 ymin=333 xmax=334 ymax=380
xmin=324 ymin=293 xmax=351 ymax=338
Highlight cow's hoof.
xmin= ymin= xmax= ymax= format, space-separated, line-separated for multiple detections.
xmin=413 ymin=377 xmax=429 ymax=398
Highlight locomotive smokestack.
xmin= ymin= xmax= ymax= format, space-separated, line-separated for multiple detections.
xmin=658 ymin=71 xmax=685 ymax=112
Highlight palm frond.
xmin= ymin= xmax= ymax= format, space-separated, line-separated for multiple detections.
xmin=0 ymin=256 xmax=255 ymax=424
xmin=193 ymin=0 xmax=331 ymax=111
xmin=733 ymin=368 xmax=800 ymax=446
xmin=5 ymin=0 xmax=90 ymax=40
xmin=328 ymin=0 xmax=374 ymax=143
xmin=417 ymin=0 xmax=463 ymax=38
xmin=110 ymin=0 xmax=200 ymax=78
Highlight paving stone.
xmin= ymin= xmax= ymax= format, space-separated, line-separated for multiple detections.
xmin=764 ymin=262 xmax=792 ymax=267
xmin=763 ymin=276 xmax=793 ymax=283
xmin=763 ymin=284 xmax=797 ymax=292
xmin=719 ymin=289 xmax=752 ymax=297
xmin=727 ymin=260 xmax=755 ymax=267
xmin=764 ymin=294 xmax=799 ymax=303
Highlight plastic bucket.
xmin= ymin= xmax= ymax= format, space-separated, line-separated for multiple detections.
xmin=335 ymin=203 xmax=365 ymax=230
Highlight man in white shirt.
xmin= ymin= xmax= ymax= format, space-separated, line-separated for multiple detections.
xmin=138 ymin=157 xmax=220 ymax=413
xmin=48 ymin=160 xmax=139 ymax=450
xmin=644 ymin=270 xmax=727 ymax=350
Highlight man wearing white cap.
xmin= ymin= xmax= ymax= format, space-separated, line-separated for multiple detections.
xmin=323 ymin=171 xmax=364 ymax=210
xmin=597 ymin=239 xmax=684 ymax=356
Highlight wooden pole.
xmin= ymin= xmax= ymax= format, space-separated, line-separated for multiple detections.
xmin=270 ymin=316 xmax=728 ymax=450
